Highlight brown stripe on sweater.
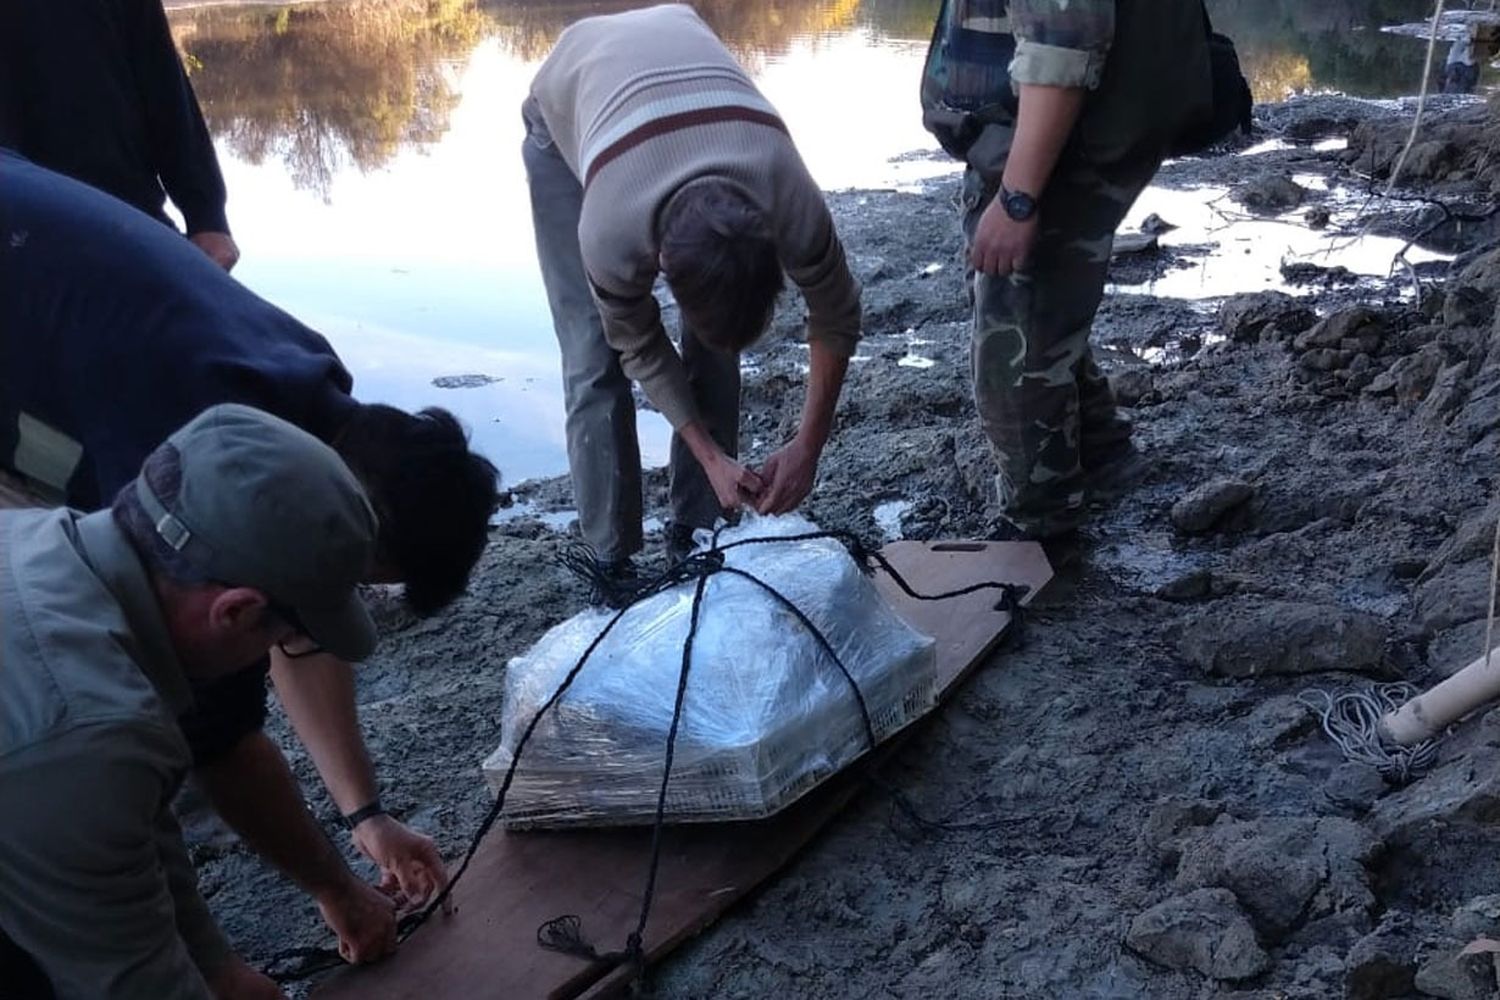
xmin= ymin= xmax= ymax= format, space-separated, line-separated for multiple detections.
xmin=584 ymin=106 xmax=788 ymax=187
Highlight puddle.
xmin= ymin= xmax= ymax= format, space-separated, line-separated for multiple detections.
xmin=1109 ymin=181 xmax=1452 ymax=302
xmin=873 ymin=499 xmax=912 ymax=541
xmin=494 ymin=504 xmax=665 ymax=542
xmin=897 ymin=353 xmax=937 ymax=370
xmin=1239 ymin=138 xmax=1295 ymax=157
xmin=494 ymin=503 xmax=576 ymax=532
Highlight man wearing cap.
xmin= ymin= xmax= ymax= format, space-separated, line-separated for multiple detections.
xmin=0 ymin=404 xmax=378 ymax=999
xmin=1 ymin=149 xmax=499 ymax=966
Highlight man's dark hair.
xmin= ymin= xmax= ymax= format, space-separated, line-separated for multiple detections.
xmin=659 ymin=179 xmax=784 ymax=353
xmin=333 ymin=405 xmax=499 ymax=615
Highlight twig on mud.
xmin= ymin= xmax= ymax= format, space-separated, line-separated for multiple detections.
xmin=1386 ymin=0 xmax=1447 ymax=197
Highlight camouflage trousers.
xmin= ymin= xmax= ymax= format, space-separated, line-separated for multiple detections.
xmin=962 ymin=126 xmax=1162 ymax=537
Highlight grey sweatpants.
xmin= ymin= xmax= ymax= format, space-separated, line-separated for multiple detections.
xmin=521 ymin=100 xmax=738 ymax=562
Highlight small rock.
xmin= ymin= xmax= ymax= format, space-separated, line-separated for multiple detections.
xmin=1125 ymin=888 xmax=1270 ymax=981
xmin=1414 ymin=944 xmax=1499 ymax=1000
xmin=1427 ymin=621 xmax=1499 ymax=679
xmin=1369 ymin=747 xmax=1500 ymax=845
xmin=1418 ymin=362 xmax=1469 ymax=426
xmin=431 ymin=373 xmax=501 ymax=389
xmin=1157 ymin=568 xmax=1214 ymax=602
xmin=1217 ymin=291 xmax=1316 ymax=343
xmin=1306 ymin=206 xmax=1333 ymax=229
xmin=1303 ymin=347 xmax=1353 ymax=372
xmin=1282 ymin=260 xmax=1358 ymax=286
xmin=1415 ymin=559 xmax=1491 ymax=635
xmin=1443 ymin=285 xmax=1493 ymax=329
xmin=1140 ymin=212 xmax=1178 ymax=235
xmin=1388 ymin=347 xmax=1447 ymax=405
xmin=1138 ymin=796 xmax=1224 ymax=865
xmin=1231 ymin=173 xmax=1309 ymax=214
xmin=1171 ymin=479 xmax=1255 ymax=535
xmin=1346 ymin=915 xmax=1418 ymax=999
xmin=1295 ymin=307 xmax=1385 ymax=352
xmin=1178 ymin=598 xmax=1388 ymax=678
xmin=1110 ymin=369 xmax=1155 ymax=407
xmin=1363 ymin=369 xmax=1399 ymax=396
xmin=1247 ymin=695 xmax=1317 ymax=751
xmin=1452 ymin=896 xmax=1500 ymax=940
xmin=1325 ymin=763 xmax=1388 ymax=813
xmin=1175 ymin=818 xmax=1379 ymax=941
xmin=1402 ymin=139 xmax=1459 ymax=180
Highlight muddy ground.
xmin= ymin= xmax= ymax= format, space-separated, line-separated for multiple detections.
xmin=195 ymin=93 xmax=1500 ymax=999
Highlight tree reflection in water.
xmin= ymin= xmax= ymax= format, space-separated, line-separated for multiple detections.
xmin=167 ymin=0 xmax=1457 ymax=198
xmin=172 ymin=0 xmax=486 ymax=198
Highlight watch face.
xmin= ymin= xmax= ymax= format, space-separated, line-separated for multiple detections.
xmin=1004 ymin=190 xmax=1037 ymax=221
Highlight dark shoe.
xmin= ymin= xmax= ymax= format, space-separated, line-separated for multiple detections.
xmin=664 ymin=522 xmax=699 ymax=566
xmin=593 ymin=557 xmax=641 ymax=608
xmin=984 ymin=518 xmax=1082 ymax=574
xmin=1084 ymin=443 xmax=1150 ymax=500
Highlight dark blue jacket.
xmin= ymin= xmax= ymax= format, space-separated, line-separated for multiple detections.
xmin=0 ymin=0 xmax=230 ymax=235
xmin=0 ymin=149 xmax=354 ymax=509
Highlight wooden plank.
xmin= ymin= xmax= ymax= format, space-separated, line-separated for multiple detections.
xmin=315 ymin=540 xmax=1051 ymax=1000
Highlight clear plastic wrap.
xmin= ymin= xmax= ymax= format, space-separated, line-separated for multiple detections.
xmin=483 ymin=514 xmax=938 ymax=828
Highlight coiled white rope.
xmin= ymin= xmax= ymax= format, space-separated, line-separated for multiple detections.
xmin=1297 ymin=684 xmax=1441 ymax=784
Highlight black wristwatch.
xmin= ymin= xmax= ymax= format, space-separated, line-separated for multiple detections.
xmin=999 ymin=184 xmax=1038 ymax=222
xmin=343 ymin=799 xmax=387 ymax=830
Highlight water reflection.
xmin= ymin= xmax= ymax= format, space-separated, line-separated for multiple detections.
xmin=175 ymin=0 xmax=485 ymax=199
xmin=1204 ymin=0 xmax=1451 ymax=101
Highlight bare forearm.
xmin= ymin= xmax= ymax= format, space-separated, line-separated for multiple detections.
xmin=270 ymin=651 xmax=378 ymax=816
xmin=195 ymin=731 xmax=352 ymax=897
xmin=679 ymin=419 xmax=725 ymax=467
xmin=797 ymin=340 xmax=849 ymax=450
xmin=1003 ymin=83 xmax=1087 ymax=195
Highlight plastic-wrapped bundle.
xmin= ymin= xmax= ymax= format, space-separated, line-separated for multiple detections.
xmin=483 ymin=515 xmax=938 ymax=828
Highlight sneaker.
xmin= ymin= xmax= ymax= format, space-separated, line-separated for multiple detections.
xmin=1084 ymin=443 xmax=1150 ymax=501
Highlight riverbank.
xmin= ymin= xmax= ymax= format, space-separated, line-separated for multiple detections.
xmin=196 ymin=92 xmax=1500 ymax=999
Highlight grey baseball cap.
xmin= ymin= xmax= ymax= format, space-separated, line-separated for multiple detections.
xmin=133 ymin=403 xmax=380 ymax=662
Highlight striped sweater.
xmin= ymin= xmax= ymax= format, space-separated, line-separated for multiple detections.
xmin=528 ymin=3 xmax=862 ymax=430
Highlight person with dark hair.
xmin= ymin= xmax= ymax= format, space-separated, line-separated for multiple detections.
xmin=0 ymin=150 xmax=501 ymax=968
xmin=0 ymin=0 xmax=240 ymax=270
xmin=523 ymin=3 xmax=862 ymax=578
xmin=0 ymin=403 xmax=379 ymax=1000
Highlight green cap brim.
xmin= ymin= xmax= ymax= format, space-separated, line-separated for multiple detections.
xmin=298 ymin=590 xmax=378 ymax=663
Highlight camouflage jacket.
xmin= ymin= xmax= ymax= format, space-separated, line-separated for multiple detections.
xmin=922 ymin=0 xmax=1211 ymax=166
xmin=923 ymin=0 xmax=1114 ymax=119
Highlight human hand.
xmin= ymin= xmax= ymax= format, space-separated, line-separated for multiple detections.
xmin=704 ymin=450 xmax=765 ymax=511
xmin=755 ymin=436 xmax=820 ymax=515
xmin=189 ymin=231 xmax=241 ymax=272
xmin=969 ymin=199 xmax=1038 ymax=277
xmin=315 ymin=875 xmax=398 ymax=964
xmin=352 ymin=814 xmax=448 ymax=912
xmin=206 ymin=954 xmax=286 ymax=1000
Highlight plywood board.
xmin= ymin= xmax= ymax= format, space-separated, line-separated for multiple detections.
xmin=314 ymin=540 xmax=1051 ymax=1000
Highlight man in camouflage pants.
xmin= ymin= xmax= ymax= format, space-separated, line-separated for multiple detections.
xmin=923 ymin=0 xmax=1212 ymax=557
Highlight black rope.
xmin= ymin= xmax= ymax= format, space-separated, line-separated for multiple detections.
xmin=262 ymin=529 xmax=1028 ymax=984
